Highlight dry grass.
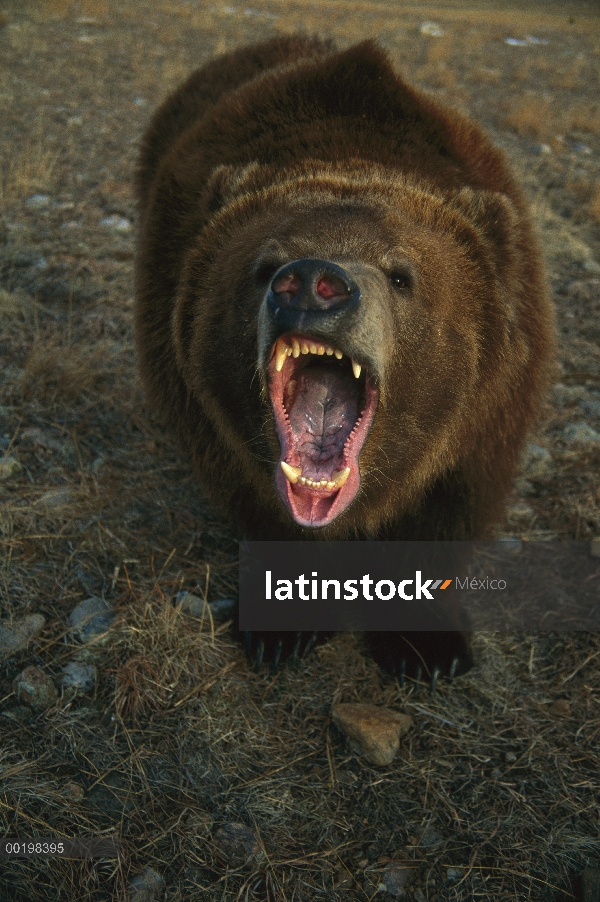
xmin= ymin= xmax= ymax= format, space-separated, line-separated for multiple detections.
xmin=1 ymin=1 xmax=600 ymax=900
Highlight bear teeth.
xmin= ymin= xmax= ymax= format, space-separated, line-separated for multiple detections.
xmin=280 ymin=461 xmax=350 ymax=489
xmin=273 ymin=336 xmax=361 ymax=376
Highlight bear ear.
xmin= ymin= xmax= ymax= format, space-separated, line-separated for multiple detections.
xmin=205 ymin=162 xmax=261 ymax=212
xmin=451 ymin=187 xmax=522 ymax=281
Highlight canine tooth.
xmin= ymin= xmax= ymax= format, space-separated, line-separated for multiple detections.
xmin=331 ymin=467 xmax=351 ymax=488
xmin=280 ymin=461 xmax=302 ymax=484
xmin=301 ymin=342 xmax=309 ymax=354
xmin=334 ymin=349 xmax=343 ymax=360
xmin=292 ymin=338 xmax=300 ymax=358
xmin=352 ymin=360 xmax=362 ymax=379
xmin=326 ymin=347 xmax=334 ymax=356
xmin=275 ymin=338 xmax=290 ymax=372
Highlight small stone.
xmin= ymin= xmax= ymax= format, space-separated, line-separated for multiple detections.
xmin=128 ymin=866 xmax=165 ymax=902
xmin=591 ymin=538 xmax=600 ymax=558
xmin=60 ymin=661 xmax=96 ymax=692
xmin=549 ymin=699 xmax=571 ymax=717
xmin=379 ymin=863 xmax=415 ymax=897
xmin=497 ymin=537 xmax=523 ymax=555
xmin=331 ymin=703 xmax=412 ymax=766
xmin=582 ymin=868 xmax=600 ymax=902
xmin=504 ymin=751 xmax=517 ymax=763
xmin=213 ymin=823 xmax=260 ymax=866
xmin=25 ymin=194 xmax=51 ymax=208
xmin=1 ymin=705 xmax=34 ymax=723
xmin=13 ymin=665 xmax=58 ymax=711
xmin=420 ymin=21 xmax=444 ymax=36
xmin=580 ymin=398 xmax=600 ymax=419
xmin=100 ymin=215 xmax=132 ymax=232
xmin=20 ymin=427 xmax=64 ymax=451
xmin=507 ymin=502 xmax=534 ymax=520
xmin=446 ymin=867 xmax=463 ymax=883
xmin=69 ymin=597 xmax=116 ymax=641
xmin=522 ymin=443 xmax=553 ymax=479
xmin=0 ymin=456 xmax=22 ymax=481
xmin=413 ymin=890 xmax=426 ymax=902
xmin=62 ymin=782 xmax=85 ymax=802
xmin=176 ymin=592 xmax=236 ymax=620
xmin=563 ymin=423 xmax=600 ymax=446
xmin=420 ymin=829 xmax=443 ymax=849
xmin=533 ymin=144 xmax=552 ymax=155
xmin=0 ymin=614 xmax=46 ymax=661
xmin=553 ymin=383 xmax=587 ymax=406
xmin=38 ymin=487 xmax=75 ymax=508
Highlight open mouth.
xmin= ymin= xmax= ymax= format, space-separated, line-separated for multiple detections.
xmin=268 ymin=334 xmax=379 ymax=528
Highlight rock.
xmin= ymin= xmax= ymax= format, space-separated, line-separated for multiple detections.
xmin=420 ymin=829 xmax=443 ymax=849
xmin=176 ymin=592 xmax=236 ymax=620
xmin=13 ymin=665 xmax=58 ymax=711
xmin=0 ymin=456 xmax=22 ymax=481
xmin=504 ymin=751 xmax=517 ymax=763
xmin=579 ymin=398 xmax=600 ymax=419
xmin=1 ymin=705 xmax=34 ymax=724
xmin=100 ymin=215 xmax=132 ymax=232
xmin=446 ymin=867 xmax=463 ymax=883
xmin=591 ymin=538 xmax=600 ymax=559
xmin=60 ymin=661 xmax=96 ymax=692
xmin=549 ymin=699 xmax=571 ymax=717
xmin=69 ymin=597 xmax=116 ymax=641
xmin=20 ymin=427 xmax=64 ymax=452
xmin=213 ymin=823 xmax=261 ymax=866
xmin=331 ymin=703 xmax=412 ymax=766
xmin=420 ymin=21 xmax=444 ymax=37
xmin=62 ymin=782 xmax=85 ymax=802
xmin=497 ymin=537 xmax=523 ymax=556
xmin=563 ymin=423 xmax=600 ymax=446
xmin=38 ymin=487 xmax=75 ymax=508
xmin=413 ymin=890 xmax=426 ymax=902
xmin=552 ymin=383 xmax=587 ymax=406
xmin=506 ymin=501 xmax=534 ymax=520
xmin=128 ymin=866 xmax=165 ymax=902
xmin=0 ymin=614 xmax=46 ymax=661
xmin=521 ymin=443 xmax=553 ymax=479
xmin=25 ymin=194 xmax=51 ymax=208
xmin=582 ymin=868 xmax=600 ymax=902
xmin=378 ymin=863 xmax=415 ymax=897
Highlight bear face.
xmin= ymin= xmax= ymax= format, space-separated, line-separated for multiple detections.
xmin=146 ymin=155 xmax=549 ymax=540
xmin=135 ymin=37 xmax=554 ymax=678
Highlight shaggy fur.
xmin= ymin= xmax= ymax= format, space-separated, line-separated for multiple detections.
xmin=134 ymin=36 xmax=554 ymax=676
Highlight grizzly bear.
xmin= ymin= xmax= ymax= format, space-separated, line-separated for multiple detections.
xmin=134 ymin=36 xmax=554 ymax=683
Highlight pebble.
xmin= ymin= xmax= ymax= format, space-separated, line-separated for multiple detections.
xmin=413 ymin=890 xmax=426 ymax=902
xmin=507 ymin=501 xmax=534 ymax=520
xmin=579 ymin=397 xmax=600 ymax=419
xmin=497 ymin=537 xmax=523 ymax=555
xmin=446 ymin=867 xmax=463 ymax=883
xmin=176 ymin=592 xmax=236 ymax=620
xmin=420 ymin=22 xmax=444 ymax=37
xmin=553 ymin=383 xmax=587 ymax=406
xmin=533 ymin=144 xmax=552 ymax=155
xmin=13 ymin=665 xmax=58 ymax=711
xmin=0 ymin=456 xmax=22 ymax=481
xmin=61 ymin=782 xmax=85 ymax=802
xmin=213 ymin=822 xmax=261 ymax=866
xmin=20 ymin=427 xmax=64 ymax=452
xmin=0 ymin=614 xmax=46 ymax=661
xmin=549 ymin=699 xmax=571 ymax=717
xmin=25 ymin=194 xmax=51 ymax=208
xmin=37 ymin=487 xmax=75 ymax=508
xmin=331 ymin=703 xmax=412 ymax=766
xmin=128 ymin=866 xmax=165 ymax=902
xmin=60 ymin=661 xmax=96 ymax=692
xmin=69 ymin=597 xmax=116 ymax=641
xmin=100 ymin=215 xmax=132 ymax=232
xmin=521 ymin=443 xmax=553 ymax=479
xmin=563 ymin=423 xmax=600 ymax=446
xmin=420 ymin=829 xmax=444 ymax=849
xmin=378 ymin=863 xmax=415 ymax=897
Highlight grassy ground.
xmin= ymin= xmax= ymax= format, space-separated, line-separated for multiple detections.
xmin=0 ymin=1 xmax=599 ymax=900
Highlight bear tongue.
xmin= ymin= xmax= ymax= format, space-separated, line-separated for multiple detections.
xmin=287 ymin=365 xmax=358 ymax=479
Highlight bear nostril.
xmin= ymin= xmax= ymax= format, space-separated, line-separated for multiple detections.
xmin=316 ymin=274 xmax=349 ymax=300
xmin=272 ymin=273 xmax=302 ymax=298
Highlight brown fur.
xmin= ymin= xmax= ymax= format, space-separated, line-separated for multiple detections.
xmin=134 ymin=37 xmax=554 ymax=674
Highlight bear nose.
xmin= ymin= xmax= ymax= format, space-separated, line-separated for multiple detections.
xmin=267 ymin=259 xmax=360 ymax=318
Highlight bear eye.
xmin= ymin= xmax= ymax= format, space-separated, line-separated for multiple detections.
xmin=389 ymin=270 xmax=412 ymax=292
xmin=255 ymin=263 xmax=280 ymax=286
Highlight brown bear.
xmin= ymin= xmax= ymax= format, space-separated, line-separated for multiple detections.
xmin=134 ymin=36 xmax=554 ymax=682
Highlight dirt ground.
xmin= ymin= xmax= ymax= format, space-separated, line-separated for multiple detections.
xmin=0 ymin=0 xmax=599 ymax=900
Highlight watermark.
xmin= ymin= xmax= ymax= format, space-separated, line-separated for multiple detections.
xmin=240 ymin=541 xmax=600 ymax=631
